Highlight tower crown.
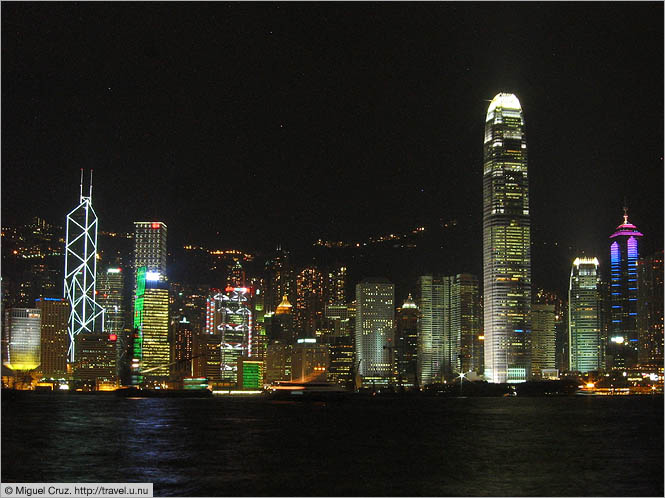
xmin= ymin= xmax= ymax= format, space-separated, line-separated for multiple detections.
xmin=487 ymin=93 xmax=522 ymax=116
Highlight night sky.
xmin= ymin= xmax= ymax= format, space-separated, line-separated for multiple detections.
xmin=2 ymin=3 xmax=663 ymax=293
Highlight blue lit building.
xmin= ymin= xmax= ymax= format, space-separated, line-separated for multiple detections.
xmin=608 ymin=208 xmax=643 ymax=369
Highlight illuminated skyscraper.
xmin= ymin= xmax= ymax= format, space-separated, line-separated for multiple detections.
xmin=296 ymin=266 xmax=325 ymax=339
xmin=133 ymin=221 xmax=167 ymax=282
xmin=264 ymin=248 xmax=295 ymax=314
xmin=608 ymin=208 xmax=643 ymax=368
xmin=325 ymin=266 xmax=347 ymax=306
xmin=417 ymin=276 xmax=445 ymax=386
xmin=64 ymin=171 xmax=105 ymax=362
xmin=355 ymin=278 xmax=394 ymax=386
xmin=454 ymin=274 xmax=482 ymax=375
xmin=97 ymin=267 xmax=125 ymax=336
xmin=637 ymin=250 xmax=663 ymax=368
xmin=483 ymin=93 xmax=531 ymax=383
xmin=531 ymin=304 xmax=556 ymax=378
xmin=568 ymin=258 xmax=602 ymax=373
xmin=133 ymin=267 xmax=170 ymax=380
xmin=3 ymin=308 xmax=41 ymax=371
xmin=36 ymin=298 xmax=69 ymax=377
xmin=395 ymin=295 xmax=418 ymax=387
xmin=213 ymin=285 xmax=252 ymax=384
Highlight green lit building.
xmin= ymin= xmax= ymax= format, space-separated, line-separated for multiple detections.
xmin=482 ymin=93 xmax=531 ymax=383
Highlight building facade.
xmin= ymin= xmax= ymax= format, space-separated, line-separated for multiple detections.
xmin=637 ymin=250 xmax=664 ymax=368
xmin=608 ymin=209 xmax=643 ymax=369
xmin=133 ymin=221 xmax=168 ymax=281
xmin=395 ymin=295 xmax=418 ymax=388
xmin=355 ymin=279 xmax=394 ymax=386
xmin=482 ymin=93 xmax=531 ymax=383
xmin=36 ymin=298 xmax=69 ymax=377
xmin=568 ymin=258 xmax=602 ymax=373
xmin=531 ymin=304 xmax=556 ymax=378
xmin=3 ymin=308 xmax=41 ymax=371
xmin=97 ymin=267 xmax=125 ymax=336
xmin=417 ymin=276 xmax=445 ymax=386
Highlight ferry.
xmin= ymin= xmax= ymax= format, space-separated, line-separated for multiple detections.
xmin=265 ymin=381 xmax=350 ymax=401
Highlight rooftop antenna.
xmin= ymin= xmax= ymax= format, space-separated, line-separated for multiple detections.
xmin=89 ymin=169 xmax=94 ymax=199
xmin=79 ymin=168 xmax=84 ymax=202
xmin=623 ymin=197 xmax=629 ymax=224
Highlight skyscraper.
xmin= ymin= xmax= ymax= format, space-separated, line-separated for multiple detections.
xmin=482 ymin=93 xmax=531 ymax=383
xmin=355 ymin=278 xmax=394 ymax=386
xmin=133 ymin=221 xmax=168 ymax=281
xmin=64 ymin=171 xmax=105 ymax=362
xmin=568 ymin=258 xmax=602 ymax=373
xmin=417 ymin=276 xmax=445 ymax=386
xmin=97 ymin=267 xmax=125 ymax=336
xmin=608 ymin=208 xmax=643 ymax=369
xmin=637 ymin=250 xmax=663 ymax=368
xmin=531 ymin=304 xmax=556 ymax=378
xmin=3 ymin=308 xmax=41 ymax=371
xmin=295 ymin=266 xmax=324 ymax=339
xmin=36 ymin=298 xmax=69 ymax=377
xmin=395 ymin=294 xmax=418 ymax=388
xmin=454 ymin=274 xmax=482 ymax=375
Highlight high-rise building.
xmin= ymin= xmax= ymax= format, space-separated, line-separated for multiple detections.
xmin=64 ymin=171 xmax=105 ymax=362
xmin=454 ymin=274 xmax=482 ymax=375
xmin=97 ymin=267 xmax=125 ymax=336
xmin=327 ymin=335 xmax=354 ymax=386
xmin=395 ymin=295 xmax=418 ymax=388
xmin=608 ymin=209 xmax=643 ymax=368
xmin=417 ymin=276 xmax=445 ymax=386
xmin=133 ymin=267 xmax=170 ymax=380
xmin=325 ymin=266 xmax=347 ymax=306
xmin=3 ymin=308 xmax=41 ymax=371
xmin=265 ymin=342 xmax=292 ymax=384
xmin=534 ymin=289 xmax=566 ymax=373
xmin=291 ymin=338 xmax=329 ymax=382
xmin=531 ymin=304 xmax=556 ymax=378
xmin=74 ymin=333 xmax=117 ymax=388
xmin=482 ymin=93 xmax=531 ymax=383
xmin=355 ymin=278 xmax=394 ymax=386
xmin=238 ymin=358 xmax=264 ymax=389
xmin=637 ymin=250 xmax=664 ymax=368
xmin=213 ymin=286 xmax=252 ymax=384
xmin=568 ymin=258 xmax=602 ymax=373
xmin=133 ymin=222 xmax=168 ymax=282
xmin=173 ymin=316 xmax=194 ymax=378
xmin=264 ymin=248 xmax=295 ymax=314
xmin=36 ymin=298 xmax=69 ymax=377
xmin=295 ymin=267 xmax=324 ymax=339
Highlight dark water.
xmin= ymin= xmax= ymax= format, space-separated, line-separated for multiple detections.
xmin=2 ymin=394 xmax=663 ymax=497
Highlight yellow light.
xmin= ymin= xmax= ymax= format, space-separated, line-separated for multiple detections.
xmin=586 ymin=383 xmax=595 ymax=389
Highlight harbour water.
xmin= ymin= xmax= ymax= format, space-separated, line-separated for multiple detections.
xmin=2 ymin=394 xmax=663 ymax=496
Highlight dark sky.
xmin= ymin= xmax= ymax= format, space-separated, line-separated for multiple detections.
xmin=2 ymin=3 xmax=663 ymax=292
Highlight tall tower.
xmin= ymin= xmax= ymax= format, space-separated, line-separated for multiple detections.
xmin=133 ymin=221 xmax=167 ymax=281
xmin=568 ymin=257 xmax=602 ymax=373
xmin=64 ymin=170 xmax=105 ymax=362
xmin=482 ymin=93 xmax=531 ymax=383
xmin=417 ymin=275 xmax=445 ymax=386
xmin=637 ymin=250 xmax=664 ymax=368
xmin=608 ymin=208 xmax=643 ymax=368
xmin=355 ymin=278 xmax=394 ymax=386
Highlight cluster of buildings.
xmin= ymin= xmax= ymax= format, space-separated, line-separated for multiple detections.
xmin=2 ymin=94 xmax=663 ymax=392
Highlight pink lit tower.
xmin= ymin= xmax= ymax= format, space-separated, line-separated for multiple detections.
xmin=607 ymin=206 xmax=643 ymax=369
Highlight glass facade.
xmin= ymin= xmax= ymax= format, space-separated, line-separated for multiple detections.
xmin=531 ymin=304 xmax=556 ymax=377
xmin=482 ymin=93 xmax=531 ymax=383
xmin=4 ymin=308 xmax=41 ymax=371
xmin=568 ymin=258 xmax=602 ymax=373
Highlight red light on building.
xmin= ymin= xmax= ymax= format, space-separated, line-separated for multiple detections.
xmin=225 ymin=286 xmax=235 ymax=293
xmin=109 ymin=334 xmax=117 ymax=341
xmin=151 ymin=222 xmax=161 ymax=229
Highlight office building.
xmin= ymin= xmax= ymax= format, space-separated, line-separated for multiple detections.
xmin=327 ymin=335 xmax=354 ymax=386
xmin=325 ymin=266 xmax=347 ymax=306
xmin=212 ymin=286 xmax=252 ymax=384
xmin=637 ymin=250 xmax=664 ymax=368
xmin=296 ymin=266 xmax=325 ymax=339
xmin=265 ymin=342 xmax=292 ymax=384
xmin=97 ymin=267 xmax=125 ymax=336
xmin=568 ymin=258 xmax=602 ymax=373
xmin=64 ymin=171 xmax=105 ymax=362
xmin=454 ymin=274 xmax=482 ymax=375
xmin=173 ymin=316 xmax=194 ymax=378
xmin=133 ymin=221 xmax=168 ymax=282
xmin=291 ymin=338 xmax=329 ymax=382
xmin=3 ymin=308 xmax=41 ymax=371
xmin=417 ymin=276 xmax=445 ymax=386
xmin=74 ymin=332 xmax=117 ymax=388
xmin=264 ymin=248 xmax=296 ymax=314
xmin=355 ymin=278 xmax=394 ymax=386
xmin=238 ymin=358 xmax=264 ymax=389
xmin=395 ymin=295 xmax=418 ymax=387
xmin=482 ymin=93 xmax=531 ymax=383
xmin=36 ymin=298 xmax=69 ymax=377
xmin=531 ymin=304 xmax=556 ymax=378
xmin=608 ymin=209 xmax=643 ymax=368
xmin=134 ymin=267 xmax=170 ymax=379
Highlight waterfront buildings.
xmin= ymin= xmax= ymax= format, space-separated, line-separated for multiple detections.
xmin=295 ymin=266 xmax=325 ymax=339
xmin=327 ymin=335 xmax=354 ymax=386
xmin=568 ymin=257 xmax=602 ymax=373
xmin=637 ymin=250 xmax=664 ymax=368
xmin=608 ymin=209 xmax=643 ymax=369
xmin=291 ymin=338 xmax=329 ymax=382
xmin=264 ymin=342 xmax=292 ymax=384
xmin=3 ymin=308 xmax=41 ymax=371
xmin=355 ymin=278 xmax=394 ymax=386
xmin=482 ymin=92 xmax=531 ymax=383
xmin=214 ymin=286 xmax=252 ymax=383
xmin=531 ymin=304 xmax=556 ymax=378
xmin=36 ymin=298 xmax=69 ymax=377
xmin=173 ymin=316 xmax=194 ymax=378
xmin=64 ymin=172 xmax=105 ymax=362
xmin=452 ymin=274 xmax=482 ymax=375
xmin=74 ymin=332 xmax=117 ymax=388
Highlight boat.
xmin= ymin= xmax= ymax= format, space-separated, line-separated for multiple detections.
xmin=265 ymin=381 xmax=350 ymax=401
xmin=114 ymin=386 xmax=212 ymax=398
